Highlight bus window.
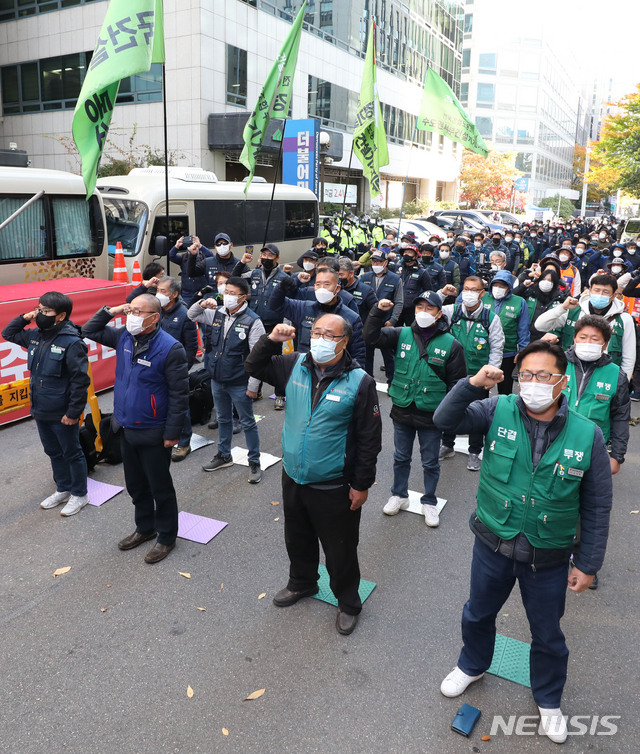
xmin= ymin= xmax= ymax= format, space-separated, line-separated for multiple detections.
xmin=245 ymin=200 xmax=285 ymax=245
xmin=151 ymin=215 xmax=189 ymax=251
xmin=194 ymin=200 xmax=245 ymax=246
xmin=103 ymin=198 xmax=148 ymax=256
xmin=52 ymin=197 xmax=98 ymax=257
xmin=285 ymin=201 xmax=316 ymax=240
xmin=0 ymin=195 xmax=47 ymax=261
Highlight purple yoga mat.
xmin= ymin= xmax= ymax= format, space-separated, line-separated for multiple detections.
xmin=86 ymin=478 xmax=124 ymax=507
xmin=177 ymin=511 xmax=228 ymax=544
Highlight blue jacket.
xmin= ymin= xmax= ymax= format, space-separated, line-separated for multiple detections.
xmin=2 ymin=317 xmax=89 ymax=422
xmin=237 ymin=265 xmax=289 ymax=326
xmin=297 ymin=285 xmax=360 ymax=314
xmin=342 ymin=277 xmax=379 ymax=322
xmin=160 ymin=299 xmax=198 ymax=368
xmin=268 ymin=283 xmax=366 ymax=366
xmin=420 ymin=259 xmax=446 ymax=289
xmin=484 ymin=270 xmax=530 ymax=356
xmin=359 ymin=269 xmax=404 ymax=325
xmin=169 ymin=245 xmax=213 ymax=303
xmin=398 ymin=264 xmax=432 ymax=308
xmin=186 ymin=250 xmax=240 ymax=291
xmin=206 ymin=306 xmax=261 ymax=385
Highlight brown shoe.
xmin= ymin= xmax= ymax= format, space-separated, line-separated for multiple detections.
xmin=336 ymin=610 xmax=359 ymax=635
xmin=171 ymin=445 xmax=191 ymax=462
xmin=118 ymin=530 xmax=157 ymax=550
xmin=144 ymin=542 xmax=175 ymax=564
xmin=272 ymin=585 xmax=319 ymax=607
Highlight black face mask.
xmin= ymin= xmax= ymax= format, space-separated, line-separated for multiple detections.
xmin=455 ymin=245 xmax=465 ymax=252
xmin=492 ymin=239 xmax=501 ymax=245
xmin=423 ymin=255 xmax=434 ymax=263
xmin=403 ymin=254 xmax=416 ymax=265
xmin=261 ymin=258 xmax=275 ymax=271
xmin=36 ymin=312 xmax=57 ymax=330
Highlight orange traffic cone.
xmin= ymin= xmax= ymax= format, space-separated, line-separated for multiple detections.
xmin=131 ymin=259 xmax=143 ymax=286
xmin=112 ymin=242 xmax=129 ymax=284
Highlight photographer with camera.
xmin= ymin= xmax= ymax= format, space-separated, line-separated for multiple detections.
xmin=169 ymin=235 xmax=213 ymax=305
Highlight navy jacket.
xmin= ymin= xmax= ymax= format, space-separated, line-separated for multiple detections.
xmin=160 ymin=299 xmax=198 ymax=368
xmin=2 ymin=317 xmax=89 ymax=422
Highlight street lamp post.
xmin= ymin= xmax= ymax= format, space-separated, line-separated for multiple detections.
xmin=319 ymin=130 xmax=331 ymax=215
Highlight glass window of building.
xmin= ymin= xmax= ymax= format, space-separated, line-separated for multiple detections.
xmin=0 ymin=0 xmax=103 ymax=23
xmin=515 ymin=152 xmax=533 ymax=176
xmin=478 ymin=53 xmax=496 ymax=74
xmin=475 ymin=116 xmax=492 ymax=138
xmin=476 ymin=82 xmax=495 ymax=106
xmin=460 ymin=82 xmax=469 ymax=104
xmin=516 ymin=120 xmax=536 ymax=144
xmin=226 ymin=45 xmax=247 ymax=107
xmin=498 ymin=84 xmax=517 ymax=110
xmin=499 ymin=50 xmax=518 ymax=76
xmin=464 ymin=13 xmax=473 ymax=32
xmin=495 ymin=119 xmax=514 ymax=144
xmin=462 ymin=48 xmax=471 ymax=68
xmin=519 ymin=87 xmax=537 ymax=112
xmin=520 ymin=53 xmax=539 ymax=80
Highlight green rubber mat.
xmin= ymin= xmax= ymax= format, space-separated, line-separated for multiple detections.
xmin=311 ymin=564 xmax=376 ymax=607
xmin=487 ymin=634 xmax=531 ymax=687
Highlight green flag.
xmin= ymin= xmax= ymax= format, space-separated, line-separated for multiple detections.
xmin=352 ymin=23 xmax=389 ymax=199
xmin=417 ymin=68 xmax=488 ymax=157
xmin=240 ymin=0 xmax=307 ymax=193
xmin=72 ymin=0 xmax=165 ymax=198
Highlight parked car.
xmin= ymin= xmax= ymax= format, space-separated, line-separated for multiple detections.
xmin=434 ymin=210 xmax=507 ymax=233
xmin=384 ymin=219 xmax=445 ymax=245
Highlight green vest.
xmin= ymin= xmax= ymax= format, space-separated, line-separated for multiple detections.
xmin=450 ymin=304 xmax=494 ymax=373
xmin=485 ymin=293 xmax=525 ymax=353
xmin=563 ymin=360 xmax=619 ymax=443
xmin=561 ymin=308 xmax=624 ymax=366
xmin=477 ymin=394 xmax=595 ymax=549
xmin=388 ymin=328 xmax=454 ymax=412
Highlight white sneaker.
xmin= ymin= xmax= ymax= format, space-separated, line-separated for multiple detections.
xmin=440 ymin=666 xmax=484 ymax=697
xmin=538 ymin=707 xmax=568 ymax=744
xmin=383 ymin=495 xmax=410 ymax=515
xmin=60 ymin=494 xmax=89 ymax=517
xmin=40 ymin=491 xmax=70 ymax=509
xmin=422 ymin=503 xmax=440 ymax=527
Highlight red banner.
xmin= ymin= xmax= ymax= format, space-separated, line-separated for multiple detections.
xmin=0 ymin=278 xmax=131 ymax=425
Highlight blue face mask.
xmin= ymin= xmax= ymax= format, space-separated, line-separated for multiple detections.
xmin=590 ymin=294 xmax=610 ymax=310
xmin=310 ymin=337 xmax=342 ymax=364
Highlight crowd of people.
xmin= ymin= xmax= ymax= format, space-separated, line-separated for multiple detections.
xmin=3 ymin=210 xmax=635 ymax=744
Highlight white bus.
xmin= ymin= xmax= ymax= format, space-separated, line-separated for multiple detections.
xmin=0 ymin=167 xmax=108 ymax=284
xmin=97 ymin=167 xmax=319 ymax=275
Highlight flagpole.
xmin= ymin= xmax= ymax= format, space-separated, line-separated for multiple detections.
xmin=262 ymin=118 xmax=287 ymax=249
xmin=340 ymin=142 xmax=355 ymax=220
xmin=396 ymin=118 xmax=418 ymax=240
xmin=162 ymin=63 xmax=170 ymax=267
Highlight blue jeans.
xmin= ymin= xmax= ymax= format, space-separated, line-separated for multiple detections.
xmin=391 ymin=421 xmax=441 ymax=505
xmin=178 ymin=409 xmax=192 ymax=447
xmin=36 ymin=419 xmax=87 ymax=497
xmin=211 ymin=381 xmax=260 ymax=463
xmin=458 ymin=538 xmax=570 ymax=707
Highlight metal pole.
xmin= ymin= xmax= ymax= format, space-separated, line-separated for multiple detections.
xmin=556 ymin=192 xmax=561 ymax=219
xmin=262 ymin=118 xmax=287 ymax=249
xmin=340 ymin=141 xmax=355 ymax=220
xmin=162 ymin=63 xmax=170 ymax=268
xmin=580 ymin=149 xmax=590 ymax=217
xmin=0 ymin=191 xmax=45 ymax=232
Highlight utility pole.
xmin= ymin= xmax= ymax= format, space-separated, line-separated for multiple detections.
xmin=580 ymin=149 xmax=590 ymax=216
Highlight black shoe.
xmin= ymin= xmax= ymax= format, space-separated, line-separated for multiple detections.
xmin=273 ymin=585 xmax=319 ymax=607
xmin=232 ymin=419 xmax=242 ymax=435
xmin=118 ymin=530 xmax=157 ymax=550
xmin=202 ymin=453 xmax=233 ymax=472
xmin=252 ymin=392 xmax=263 ymax=402
xmin=248 ymin=461 xmax=263 ymax=484
xmin=588 ymin=573 xmax=599 ymax=590
xmin=336 ymin=610 xmax=359 ymax=635
xmin=208 ymin=419 xmax=219 ymax=429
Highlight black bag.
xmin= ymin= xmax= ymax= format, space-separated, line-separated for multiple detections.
xmin=189 ymin=368 xmax=213 ymax=425
xmin=80 ymin=412 xmax=123 ymax=469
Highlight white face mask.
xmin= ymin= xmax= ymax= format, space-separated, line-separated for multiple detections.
xmin=439 ymin=252 xmax=450 ymax=260
xmin=538 ymin=279 xmax=554 ymax=293
xmin=505 ymin=236 xmax=513 ymax=243
xmin=599 ymin=233 xmax=606 ymax=239
xmin=217 ymin=282 xmax=226 ymax=295
xmin=474 ymin=241 xmax=482 ymax=248
xmin=490 ymin=263 xmax=499 ymax=272
xmin=461 ymin=291 xmax=480 ymax=307
xmin=574 ymin=342 xmax=603 ymax=362
xmin=303 ymin=261 xmax=316 ymax=272
xmin=559 ymin=253 xmax=571 ymax=262
xmin=576 ymin=248 xmax=585 ymax=256
xmin=223 ymin=294 xmax=241 ymax=310
xmin=519 ymin=378 xmax=562 ymax=413
xmin=613 ymin=250 xmax=622 ymax=257
xmin=415 ymin=311 xmax=437 ymax=328
xmin=629 ymin=249 xmax=636 ymax=255
xmin=126 ymin=313 xmax=152 ymax=336
xmin=492 ymin=287 xmax=508 ymax=300
xmin=216 ymin=244 xmax=231 ymax=256
xmin=611 ymin=265 xmax=623 ymax=274
xmin=372 ymin=264 xmax=385 ymax=274
xmin=155 ymin=292 xmax=171 ymax=307
xmin=315 ymin=287 xmax=336 ymax=305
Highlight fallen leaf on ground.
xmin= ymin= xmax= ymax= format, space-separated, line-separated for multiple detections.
xmin=220 ymin=583 xmax=224 ymax=589
xmin=502 ymin=613 xmax=509 ymax=617
xmin=222 ymin=728 xmax=229 ymax=736
xmin=631 ymin=510 xmax=639 ymax=514
xmin=270 ymin=501 xmax=280 ymax=506
xmin=197 ymin=607 xmax=206 ymax=611
xmin=244 ymin=688 xmax=265 ymax=701
xmin=106 ymin=584 xmax=112 ymax=588
xmin=100 ymin=607 xmax=108 ymax=613
xmin=187 ymin=685 xmax=194 ymax=698
xmin=179 ymin=572 xmax=191 ymax=579
xmin=274 ymin=517 xmax=280 ymax=522
xmin=52 ymin=567 xmax=71 ymax=578
xmin=481 ymin=735 xmax=491 ymax=741
xmin=258 ymin=593 xmax=266 ymax=599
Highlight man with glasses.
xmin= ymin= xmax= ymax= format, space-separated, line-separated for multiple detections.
xmin=3 ymin=292 xmax=90 ymax=516
xmin=433 ymin=341 xmax=612 ymax=744
xmin=82 ymin=295 xmax=189 ymax=564
xmin=245 ymin=314 xmax=382 ymax=635
xmin=437 ymin=277 xmax=504 ymax=471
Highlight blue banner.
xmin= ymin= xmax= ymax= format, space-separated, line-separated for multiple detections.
xmin=282 ymin=119 xmax=319 ymax=197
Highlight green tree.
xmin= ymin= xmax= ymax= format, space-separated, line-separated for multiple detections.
xmin=590 ymin=85 xmax=640 ymax=195
xmin=537 ymin=194 xmax=576 ymax=219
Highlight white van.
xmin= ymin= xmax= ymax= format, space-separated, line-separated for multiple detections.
xmin=620 ymin=218 xmax=640 ymax=245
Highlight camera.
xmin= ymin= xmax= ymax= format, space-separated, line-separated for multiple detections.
xmin=475 ymin=252 xmax=495 ymax=285
xmin=182 ymin=235 xmax=194 ymax=248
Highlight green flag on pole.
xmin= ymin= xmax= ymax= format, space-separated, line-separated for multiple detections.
xmin=240 ymin=0 xmax=307 ymax=193
xmin=417 ymin=68 xmax=488 ymax=157
xmin=72 ymin=0 xmax=165 ymax=198
xmin=352 ymin=23 xmax=389 ymax=199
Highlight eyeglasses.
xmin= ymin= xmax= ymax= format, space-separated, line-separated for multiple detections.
xmin=310 ymin=330 xmax=346 ymax=342
xmin=36 ymin=307 xmax=56 ymax=315
xmin=463 ymin=287 xmax=483 ymax=294
xmin=518 ymin=371 xmax=563 ymax=383
xmin=128 ymin=308 xmax=156 ymax=317
xmin=215 ymin=240 xmax=229 ymax=246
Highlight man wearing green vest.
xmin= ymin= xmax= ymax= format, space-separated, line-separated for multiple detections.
xmin=363 ymin=291 xmax=466 ymax=526
xmin=534 ymin=273 xmax=636 ymax=381
xmin=433 ymin=341 xmax=612 ymax=744
xmin=438 ymin=276 xmax=505 ymax=471
xmin=483 ymin=270 xmax=530 ymax=394
xmin=564 ymin=315 xmax=629 ymax=590
xmin=245 ymin=314 xmax=382 ymax=636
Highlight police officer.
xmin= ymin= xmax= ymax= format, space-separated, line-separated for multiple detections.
xmin=364 ymin=291 xmax=466 ymax=526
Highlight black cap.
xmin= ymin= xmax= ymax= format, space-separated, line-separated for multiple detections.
xmin=260 ymin=243 xmax=280 ymax=256
xmin=413 ymin=291 xmax=442 ymax=309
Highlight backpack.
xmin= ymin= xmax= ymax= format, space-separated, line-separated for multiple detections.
xmin=79 ymin=412 xmax=123 ymax=470
xmin=189 ymin=368 xmax=213 ymax=425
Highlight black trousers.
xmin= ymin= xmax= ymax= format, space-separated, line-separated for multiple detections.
xmin=282 ymin=470 xmax=362 ymax=615
xmin=498 ymin=354 xmax=517 ymax=395
xmin=120 ymin=435 xmax=178 ymax=545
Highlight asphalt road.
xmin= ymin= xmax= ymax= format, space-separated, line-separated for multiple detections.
xmin=1 ymin=372 xmax=638 ymax=754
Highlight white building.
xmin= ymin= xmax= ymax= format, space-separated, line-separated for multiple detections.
xmin=0 ymin=0 xmax=467 ymax=211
